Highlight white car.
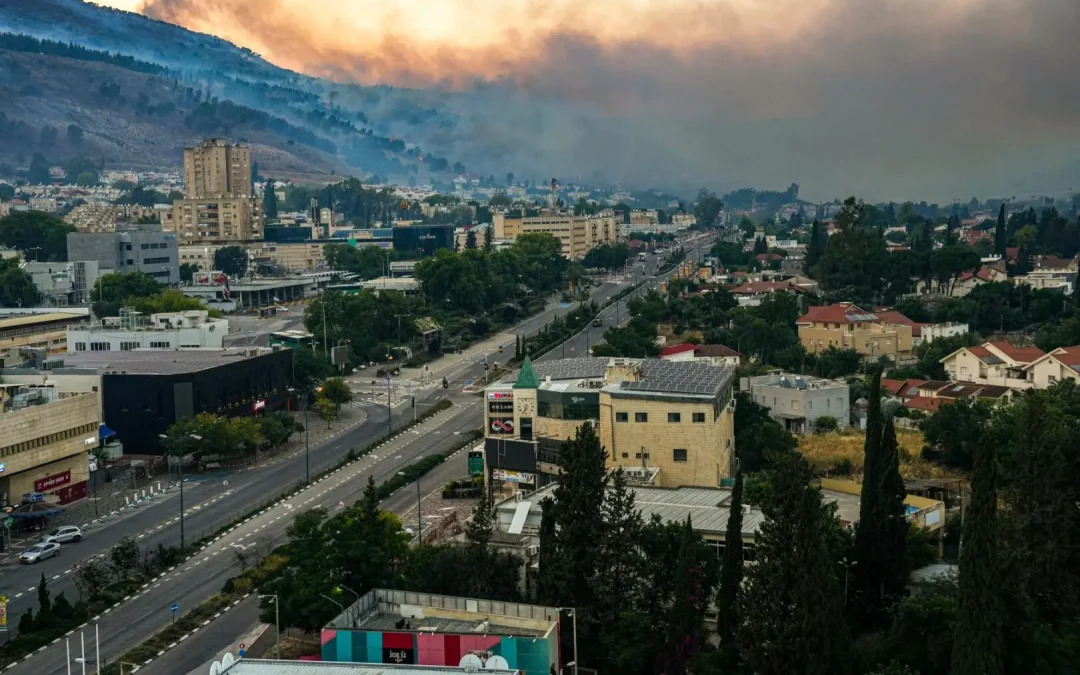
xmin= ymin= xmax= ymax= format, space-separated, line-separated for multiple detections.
xmin=20 ymin=542 xmax=61 ymax=564
xmin=41 ymin=526 xmax=83 ymax=544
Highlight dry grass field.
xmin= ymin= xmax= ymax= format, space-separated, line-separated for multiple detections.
xmin=799 ymin=429 xmax=964 ymax=480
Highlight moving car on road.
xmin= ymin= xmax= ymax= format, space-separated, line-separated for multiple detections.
xmin=41 ymin=526 xmax=83 ymax=544
xmin=20 ymin=542 xmax=61 ymax=564
xmin=592 ymin=317 xmax=604 ymax=327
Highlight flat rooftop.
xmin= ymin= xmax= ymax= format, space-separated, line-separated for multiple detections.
xmin=0 ymin=312 xmax=86 ymax=331
xmin=221 ymin=661 xmax=519 ymax=675
xmin=329 ymin=589 xmax=558 ymax=640
xmin=57 ymin=348 xmax=278 ymax=375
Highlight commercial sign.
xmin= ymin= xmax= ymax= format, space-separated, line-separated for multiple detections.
xmin=252 ymin=399 xmax=266 ymax=412
xmin=35 ymin=471 xmax=71 ymax=493
xmin=487 ymin=391 xmax=514 ymax=400
xmin=488 ymin=401 xmax=514 ymax=414
xmin=0 ymin=595 xmax=7 ymax=629
xmin=489 ymin=419 xmax=515 ymax=434
xmin=492 ymin=468 xmax=535 ymax=484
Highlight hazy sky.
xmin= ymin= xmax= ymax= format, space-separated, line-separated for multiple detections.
xmin=96 ymin=0 xmax=1080 ymax=201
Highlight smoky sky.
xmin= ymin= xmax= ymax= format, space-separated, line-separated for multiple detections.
xmin=121 ymin=0 xmax=1080 ymax=201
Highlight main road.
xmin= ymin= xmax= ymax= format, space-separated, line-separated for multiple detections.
xmin=1 ymin=233 xmax=715 ymax=673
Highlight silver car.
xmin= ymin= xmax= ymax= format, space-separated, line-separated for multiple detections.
xmin=20 ymin=542 xmax=61 ymax=564
xmin=41 ymin=526 xmax=83 ymax=544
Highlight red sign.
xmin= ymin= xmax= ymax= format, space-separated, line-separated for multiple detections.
xmin=55 ymin=481 xmax=87 ymax=505
xmin=35 ymin=471 xmax=71 ymax=493
xmin=252 ymin=399 xmax=266 ymax=412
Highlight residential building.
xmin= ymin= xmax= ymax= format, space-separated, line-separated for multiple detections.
xmin=741 ymin=373 xmax=851 ymax=433
xmin=729 ymin=279 xmax=800 ymax=306
xmin=0 ymin=385 xmax=99 ymax=506
xmin=1022 ymin=345 xmax=1080 ymax=388
xmin=67 ymin=310 xmax=227 ymax=352
xmin=940 ymin=341 xmax=1045 ymax=390
xmin=246 ymin=242 xmax=326 ymax=272
xmin=0 ymin=312 xmax=88 ymax=359
xmin=182 ymin=138 xmax=252 ymax=199
xmin=64 ymin=204 xmax=157 ymax=233
xmin=797 ymin=303 xmax=914 ymax=358
xmin=949 ymin=261 xmax=1008 ymax=296
xmin=321 ymin=588 xmax=559 ymax=672
xmin=1012 ymin=268 xmax=1074 ymax=293
xmin=66 ymin=224 xmax=180 ymax=283
xmin=483 ymin=356 xmax=736 ymax=491
xmin=491 ymin=211 xmax=620 ymax=259
xmin=820 ymin=478 xmax=945 ymax=534
xmin=659 ymin=343 xmax=741 ymax=368
xmin=23 ymin=261 xmax=100 ymax=306
xmin=177 ymin=245 xmax=218 ymax=273
xmin=171 ymin=138 xmax=262 ymax=245
xmin=918 ymin=322 xmax=970 ymax=345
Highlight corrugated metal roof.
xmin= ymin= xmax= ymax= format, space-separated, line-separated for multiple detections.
xmin=222 ymin=660 xmax=520 ymax=674
xmin=0 ymin=312 xmax=85 ymax=330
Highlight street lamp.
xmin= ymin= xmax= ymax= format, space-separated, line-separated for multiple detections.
xmin=288 ymin=387 xmax=311 ymax=484
xmin=334 ymin=585 xmax=361 ymax=625
xmin=320 ymin=593 xmax=344 ymax=615
xmin=259 ymin=594 xmax=281 ymax=658
xmin=839 ymin=557 xmax=857 ymax=604
xmin=560 ymin=608 xmax=579 ymax=675
xmin=398 ymin=470 xmax=422 ymax=542
xmin=159 ymin=432 xmax=201 ymax=550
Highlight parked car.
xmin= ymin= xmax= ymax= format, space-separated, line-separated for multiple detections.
xmin=41 ymin=526 xmax=83 ymax=544
xmin=20 ymin=542 xmax=61 ymax=564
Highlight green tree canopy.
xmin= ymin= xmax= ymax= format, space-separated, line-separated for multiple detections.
xmin=0 ymin=210 xmax=76 ymax=261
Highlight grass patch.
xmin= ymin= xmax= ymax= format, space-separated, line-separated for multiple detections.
xmin=799 ymin=429 xmax=963 ymax=480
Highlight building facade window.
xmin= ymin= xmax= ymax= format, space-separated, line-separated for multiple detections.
xmin=74 ymin=342 xmax=87 ymax=351
xmin=692 ymin=412 xmax=706 ymax=423
xmin=90 ymin=342 xmax=111 ymax=351
xmin=635 ymin=412 xmax=648 ymax=423
xmin=120 ymin=341 xmax=139 ymax=351
xmin=667 ymin=412 xmax=681 ymax=423
xmin=616 ymin=412 xmax=628 ymax=423
xmin=673 ymin=448 xmax=688 ymax=462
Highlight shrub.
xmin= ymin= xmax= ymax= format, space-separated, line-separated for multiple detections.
xmin=813 ymin=416 xmax=839 ymax=433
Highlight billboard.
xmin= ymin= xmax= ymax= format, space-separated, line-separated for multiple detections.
xmin=331 ymin=345 xmax=350 ymax=366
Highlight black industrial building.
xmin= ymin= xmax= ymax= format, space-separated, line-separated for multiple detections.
xmin=63 ymin=348 xmax=293 ymax=455
xmin=391 ymin=224 xmax=454 ymax=254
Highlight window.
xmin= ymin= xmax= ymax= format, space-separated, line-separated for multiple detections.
xmin=125 ymin=244 xmax=132 ymax=251
xmin=140 ymin=243 xmax=149 ymax=250
xmin=773 ymin=397 xmax=777 ymax=406
xmin=150 ymin=341 xmax=170 ymax=348
xmin=90 ymin=342 xmax=111 ymax=351
xmin=621 ymin=452 xmax=629 ymax=459
xmin=143 ymin=257 xmax=171 ymax=265
xmin=827 ymin=398 xmax=831 ymax=409
xmin=616 ymin=412 xmax=628 ymax=423
xmin=120 ymin=341 xmax=139 ymax=351
xmin=634 ymin=412 xmax=648 ymax=423
xmin=126 ymin=259 xmax=134 ymax=265
xmin=667 ymin=412 xmax=681 ymax=423
xmin=74 ymin=342 xmax=87 ymax=351
xmin=520 ymin=417 xmax=533 ymax=441
xmin=808 ymin=400 xmax=813 ymax=410
xmin=692 ymin=412 xmax=706 ymax=423
xmin=673 ymin=449 xmax=688 ymax=463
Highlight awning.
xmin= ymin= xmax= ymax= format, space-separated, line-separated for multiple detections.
xmin=9 ymin=502 xmax=64 ymax=518
xmin=99 ymin=424 xmax=117 ymax=441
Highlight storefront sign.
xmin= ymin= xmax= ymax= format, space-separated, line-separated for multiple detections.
xmin=35 ymin=471 xmax=71 ymax=493
xmin=252 ymin=399 xmax=267 ymax=412
xmin=492 ymin=468 xmax=536 ymax=484
xmin=55 ymin=481 xmax=87 ymax=506
xmin=487 ymin=391 xmax=514 ymax=400
xmin=489 ymin=419 xmax=514 ymax=434
xmin=488 ymin=401 xmax=514 ymax=413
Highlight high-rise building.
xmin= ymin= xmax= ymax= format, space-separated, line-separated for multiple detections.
xmin=183 ymin=138 xmax=252 ymax=199
xmin=171 ymin=138 xmax=263 ymax=245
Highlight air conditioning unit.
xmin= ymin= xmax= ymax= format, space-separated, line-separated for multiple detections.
xmin=526 ymin=545 xmax=539 ymax=557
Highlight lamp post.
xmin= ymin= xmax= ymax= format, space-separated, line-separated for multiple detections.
xmin=288 ymin=387 xmax=311 ymax=484
xmin=335 ymin=585 xmax=361 ymax=625
xmin=398 ymin=470 xmax=422 ymax=542
xmin=839 ymin=557 xmax=857 ymax=605
xmin=320 ymin=593 xmax=344 ymax=615
xmin=159 ymin=432 xmax=201 ymax=551
xmin=259 ymin=594 xmax=280 ymax=658
xmin=560 ymin=608 xmax=578 ymax=675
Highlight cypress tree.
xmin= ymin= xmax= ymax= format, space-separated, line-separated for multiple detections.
xmin=661 ymin=517 xmax=714 ymax=675
xmin=951 ymin=437 xmax=1002 ymax=675
xmin=854 ymin=367 xmax=909 ymax=629
xmin=536 ymin=496 xmax=560 ymax=606
xmin=715 ymin=469 xmax=744 ymax=650
xmin=465 ymin=229 xmax=477 ymax=249
xmin=805 ymin=219 xmax=825 ymax=276
xmin=483 ymin=225 xmax=495 ymax=252
xmin=994 ymin=203 xmax=1006 ymax=256
xmin=738 ymin=451 xmax=848 ymax=675
xmin=264 ymin=179 xmax=278 ymax=219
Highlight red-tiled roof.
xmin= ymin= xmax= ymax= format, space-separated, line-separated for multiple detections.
xmin=1035 ymin=255 xmax=1073 ymax=270
xmin=880 ymin=379 xmax=905 ymax=395
xmin=797 ymin=304 xmax=871 ymax=325
xmin=659 ymin=343 xmax=698 ymax=358
xmin=897 ymin=379 xmax=929 ymax=398
xmin=1005 ymin=247 xmax=1020 ymax=262
xmin=874 ymin=310 xmax=917 ymax=336
xmin=988 ymin=341 xmax=1044 ymax=364
xmin=1049 ymin=345 xmax=1080 ymax=367
xmin=695 ymin=344 xmax=740 ymax=358
xmin=967 ymin=345 xmax=993 ymax=361
xmin=904 ymin=397 xmax=944 ymax=412
xmin=756 ymin=253 xmax=784 ymax=261
xmin=731 ymin=280 xmax=793 ymax=295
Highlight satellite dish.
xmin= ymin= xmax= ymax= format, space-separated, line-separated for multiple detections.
xmin=485 ymin=655 xmax=510 ymax=670
xmin=221 ymin=653 xmax=235 ymax=668
xmin=459 ymin=654 xmax=483 ymax=671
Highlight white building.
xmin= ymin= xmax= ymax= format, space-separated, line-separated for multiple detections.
xmin=67 ymin=310 xmax=227 ymax=352
xmin=23 ymin=261 xmax=100 ymax=306
xmin=940 ymin=341 xmax=1044 ymax=390
xmin=918 ymin=322 xmax=970 ymax=345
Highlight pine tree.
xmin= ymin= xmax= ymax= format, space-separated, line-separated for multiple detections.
xmin=994 ymin=203 xmax=1006 ymax=256
xmin=264 ymin=179 xmax=278 ymax=219
xmin=661 ymin=517 xmax=714 ymax=675
xmin=715 ymin=469 xmax=744 ymax=650
xmin=465 ymin=229 xmax=477 ymax=249
xmin=951 ymin=436 xmax=1002 ymax=675
xmin=738 ymin=451 xmax=848 ymax=675
xmin=854 ymin=367 xmax=909 ymax=629
xmin=465 ymin=489 xmax=494 ymax=549
xmin=595 ymin=470 xmax=645 ymax=668
xmin=36 ymin=572 xmax=52 ymax=626
xmin=483 ymin=225 xmax=494 ymax=252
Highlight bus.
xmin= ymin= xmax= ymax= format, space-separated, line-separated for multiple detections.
xmin=269 ymin=330 xmax=315 ymax=349
xmin=467 ymin=445 xmax=485 ymax=477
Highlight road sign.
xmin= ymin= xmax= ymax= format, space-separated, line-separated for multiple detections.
xmin=238 ymin=648 xmax=247 ymax=658
xmin=171 ymin=603 xmax=179 ymax=612
xmin=239 ymin=642 xmax=246 ymax=650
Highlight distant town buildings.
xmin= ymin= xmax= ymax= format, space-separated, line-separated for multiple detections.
xmin=67 ymin=309 xmax=227 ymax=352
xmin=741 ymin=373 xmax=852 ymax=434
xmin=67 ymin=223 xmax=179 ymax=283
xmin=492 ymin=211 xmax=620 ymax=260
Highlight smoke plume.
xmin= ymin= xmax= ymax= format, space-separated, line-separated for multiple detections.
xmin=120 ymin=0 xmax=1080 ymax=200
